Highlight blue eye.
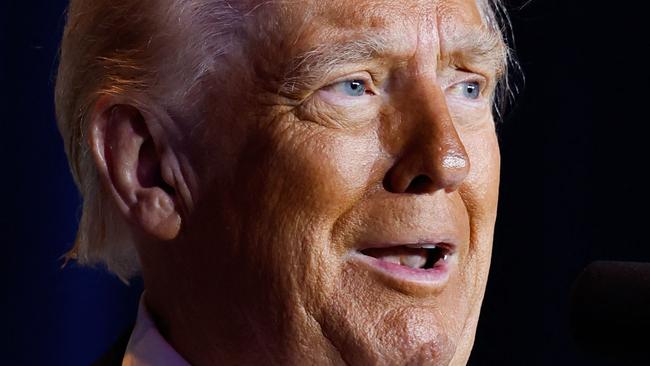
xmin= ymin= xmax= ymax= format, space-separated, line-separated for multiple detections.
xmin=462 ymin=81 xmax=481 ymax=99
xmin=335 ymin=80 xmax=367 ymax=97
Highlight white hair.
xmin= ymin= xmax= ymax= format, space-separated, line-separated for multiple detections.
xmin=55 ymin=0 xmax=241 ymax=281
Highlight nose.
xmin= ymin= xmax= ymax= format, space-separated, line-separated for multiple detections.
xmin=384 ymin=82 xmax=470 ymax=194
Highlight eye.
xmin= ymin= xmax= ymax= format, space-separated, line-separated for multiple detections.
xmin=461 ymin=81 xmax=481 ymax=100
xmin=330 ymin=79 xmax=369 ymax=97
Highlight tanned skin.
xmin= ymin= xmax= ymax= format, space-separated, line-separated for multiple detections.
xmin=89 ymin=0 xmax=505 ymax=364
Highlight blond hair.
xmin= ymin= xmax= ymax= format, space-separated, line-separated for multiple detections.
xmin=55 ymin=0 xmax=513 ymax=280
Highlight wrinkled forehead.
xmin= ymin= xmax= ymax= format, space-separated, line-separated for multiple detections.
xmin=228 ymin=0 xmax=503 ymax=85
xmin=240 ymin=0 xmax=486 ymax=33
xmin=235 ymin=0 xmax=492 ymax=62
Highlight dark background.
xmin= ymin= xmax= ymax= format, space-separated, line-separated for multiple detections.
xmin=2 ymin=0 xmax=649 ymax=365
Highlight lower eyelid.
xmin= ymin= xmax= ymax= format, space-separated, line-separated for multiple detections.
xmin=316 ymin=88 xmax=373 ymax=107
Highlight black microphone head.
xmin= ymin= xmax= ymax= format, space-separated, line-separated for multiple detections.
xmin=570 ymin=261 xmax=650 ymax=364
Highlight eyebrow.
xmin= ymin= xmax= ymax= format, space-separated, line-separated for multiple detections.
xmin=443 ymin=25 xmax=508 ymax=78
xmin=278 ymin=31 xmax=396 ymax=96
xmin=277 ymin=26 xmax=507 ymax=96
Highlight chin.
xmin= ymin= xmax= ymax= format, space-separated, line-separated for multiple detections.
xmin=300 ymin=251 xmax=486 ymax=366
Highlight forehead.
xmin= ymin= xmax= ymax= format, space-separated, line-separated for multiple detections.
xmin=247 ymin=0 xmax=485 ymax=45
xmin=236 ymin=0 xmax=495 ymax=84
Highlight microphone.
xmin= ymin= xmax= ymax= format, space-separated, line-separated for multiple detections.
xmin=570 ymin=261 xmax=650 ymax=364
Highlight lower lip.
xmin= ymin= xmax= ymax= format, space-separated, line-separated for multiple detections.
xmin=349 ymin=251 xmax=453 ymax=290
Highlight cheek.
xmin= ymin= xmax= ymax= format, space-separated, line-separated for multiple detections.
xmin=458 ymin=125 xmax=500 ymax=278
xmin=461 ymin=127 xmax=501 ymax=221
xmin=276 ymin=128 xmax=381 ymax=219
xmin=456 ymin=125 xmax=500 ymax=311
xmin=249 ymin=126 xmax=384 ymax=331
xmin=228 ymin=124 xmax=383 ymax=285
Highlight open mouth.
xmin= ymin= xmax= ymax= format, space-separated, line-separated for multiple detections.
xmin=351 ymin=243 xmax=456 ymax=290
xmin=360 ymin=244 xmax=451 ymax=270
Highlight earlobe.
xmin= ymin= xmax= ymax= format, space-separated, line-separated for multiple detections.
xmin=88 ymin=95 xmax=182 ymax=241
xmin=135 ymin=188 xmax=181 ymax=241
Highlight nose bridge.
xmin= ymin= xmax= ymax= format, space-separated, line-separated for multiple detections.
xmin=419 ymin=81 xmax=469 ymax=173
xmin=386 ymin=75 xmax=470 ymax=194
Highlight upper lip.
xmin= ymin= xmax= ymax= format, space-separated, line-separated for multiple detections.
xmin=357 ymin=240 xmax=458 ymax=256
xmin=337 ymin=193 xmax=468 ymax=259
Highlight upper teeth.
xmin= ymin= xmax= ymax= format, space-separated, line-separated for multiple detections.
xmin=405 ymin=244 xmax=437 ymax=249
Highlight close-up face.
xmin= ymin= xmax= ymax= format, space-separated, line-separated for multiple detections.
xmin=149 ymin=0 xmax=504 ymax=364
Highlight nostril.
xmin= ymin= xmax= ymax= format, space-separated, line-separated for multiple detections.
xmin=382 ymin=164 xmax=441 ymax=194
xmin=404 ymin=175 xmax=434 ymax=194
xmin=383 ymin=172 xmax=435 ymax=194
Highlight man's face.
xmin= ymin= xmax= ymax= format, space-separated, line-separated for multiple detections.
xmin=168 ymin=0 xmax=502 ymax=364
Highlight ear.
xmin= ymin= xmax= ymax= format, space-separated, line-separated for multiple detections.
xmin=88 ymin=95 xmax=182 ymax=241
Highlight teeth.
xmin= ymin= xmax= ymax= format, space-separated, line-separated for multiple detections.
xmin=381 ymin=255 xmax=401 ymax=265
xmin=405 ymin=244 xmax=437 ymax=249
xmin=400 ymin=255 xmax=427 ymax=269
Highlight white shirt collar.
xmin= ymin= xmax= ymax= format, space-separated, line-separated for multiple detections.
xmin=122 ymin=294 xmax=191 ymax=366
